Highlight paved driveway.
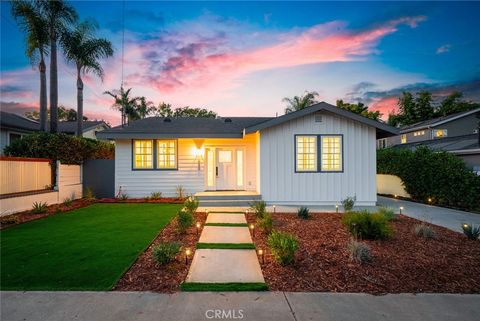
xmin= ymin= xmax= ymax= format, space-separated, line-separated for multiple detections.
xmin=377 ymin=196 xmax=480 ymax=232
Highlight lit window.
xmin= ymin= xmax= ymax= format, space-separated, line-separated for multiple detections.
xmin=296 ymin=136 xmax=317 ymax=172
xmin=218 ymin=150 xmax=232 ymax=163
xmin=321 ymin=136 xmax=342 ymax=171
xmin=236 ymin=150 xmax=243 ymax=186
xmin=401 ymin=134 xmax=407 ymax=144
xmin=133 ymin=140 xmax=153 ymax=169
xmin=433 ymin=129 xmax=447 ymax=138
xmin=157 ymin=140 xmax=177 ymax=169
xmin=413 ymin=130 xmax=425 ymax=137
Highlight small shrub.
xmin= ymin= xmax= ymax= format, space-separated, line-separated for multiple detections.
xmin=297 ymin=207 xmax=310 ymax=219
xmin=63 ymin=197 xmax=73 ymax=207
xmin=414 ymin=224 xmax=436 ymax=239
xmin=257 ymin=212 xmax=273 ymax=234
xmin=150 ymin=191 xmax=162 ymax=200
xmin=267 ymin=230 xmax=299 ymax=265
xmin=84 ymin=187 xmax=95 ymax=200
xmin=118 ymin=193 xmax=129 ymax=201
xmin=152 ymin=242 xmax=181 ymax=265
xmin=347 ymin=239 xmax=371 ymax=263
xmin=176 ymin=186 xmax=185 ymax=199
xmin=341 ymin=196 xmax=356 ymax=212
xmin=462 ymin=224 xmax=480 ymax=240
xmin=184 ymin=196 xmax=199 ymax=214
xmin=31 ymin=201 xmax=48 ymax=214
xmin=377 ymin=207 xmax=396 ymax=221
xmin=341 ymin=210 xmax=392 ymax=240
xmin=177 ymin=210 xmax=194 ymax=233
xmin=250 ymin=200 xmax=267 ymax=219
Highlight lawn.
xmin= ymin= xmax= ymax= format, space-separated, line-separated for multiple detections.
xmin=1 ymin=203 xmax=182 ymax=290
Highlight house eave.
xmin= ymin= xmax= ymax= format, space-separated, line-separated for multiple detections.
xmin=96 ymin=132 xmax=244 ymax=139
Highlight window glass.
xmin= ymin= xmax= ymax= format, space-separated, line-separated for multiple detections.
xmin=157 ymin=140 xmax=177 ymax=169
xmin=433 ymin=129 xmax=447 ymax=138
xmin=401 ymin=134 xmax=407 ymax=144
xmin=134 ymin=140 xmax=153 ymax=169
xmin=218 ymin=150 xmax=232 ymax=163
xmin=236 ymin=150 xmax=244 ymax=186
xmin=296 ymin=136 xmax=317 ymax=172
xmin=321 ymin=136 xmax=342 ymax=171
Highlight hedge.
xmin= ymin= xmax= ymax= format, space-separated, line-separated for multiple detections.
xmin=377 ymin=147 xmax=480 ymax=211
xmin=3 ymin=132 xmax=114 ymax=165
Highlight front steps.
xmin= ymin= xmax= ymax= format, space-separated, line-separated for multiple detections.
xmin=195 ymin=192 xmax=262 ymax=207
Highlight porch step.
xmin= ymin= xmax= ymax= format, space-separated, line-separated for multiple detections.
xmin=195 ymin=192 xmax=261 ymax=201
xmin=198 ymin=200 xmax=259 ymax=207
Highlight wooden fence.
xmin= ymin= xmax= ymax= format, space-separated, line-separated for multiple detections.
xmin=0 ymin=157 xmax=53 ymax=197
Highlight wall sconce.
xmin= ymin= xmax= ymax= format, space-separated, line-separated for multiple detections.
xmin=193 ymin=147 xmax=204 ymax=171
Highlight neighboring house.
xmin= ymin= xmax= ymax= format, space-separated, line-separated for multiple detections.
xmin=97 ymin=102 xmax=398 ymax=206
xmin=1 ymin=111 xmax=110 ymax=153
xmin=377 ymin=108 xmax=480 ymax=171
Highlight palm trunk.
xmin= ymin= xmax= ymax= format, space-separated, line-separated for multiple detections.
xmin=76 ymin=66 xmax=83 ymax=137
xmin=49 ymin=32 xmax=58 ymax=133
xmin=39 ymin=52 xmax=47 ymax=132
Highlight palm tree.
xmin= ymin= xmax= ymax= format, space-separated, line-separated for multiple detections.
xmin=282 ymin=91 xmax=320 ymax=114
xmin=104 ymin=87 xmax=140 ymax=126
xmin=36 ymin=0 xmax=78 ymax=133
xmin=61 ymin=20 xmax=113 ymax=136
xmin=11 ymin=0 xmax=49 ymax=131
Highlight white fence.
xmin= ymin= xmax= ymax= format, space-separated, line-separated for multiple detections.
xmin=376 ymin=174 xmax=411 ymax=198
xmin=0 ymin=157 xmax=52 ymax=195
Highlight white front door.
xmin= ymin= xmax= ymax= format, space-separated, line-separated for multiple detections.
xmin=216 ymin=149 xmax=235 ymax=190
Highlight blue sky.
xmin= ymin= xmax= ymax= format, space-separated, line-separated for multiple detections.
xmin=1 ymin=1 xmax=479 ymax=124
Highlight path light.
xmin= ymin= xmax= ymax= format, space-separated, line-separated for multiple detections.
xmin=250 ymin=223 xmax=255 ymax=237
xmin=273 ymin=205 xmax=276 ymax=213
xmin=258 ymin=249 xmax=265 ymax=264
xmin=245 ymin=209 xmax=249 ymax=215
xmin=335 ymin=204 xmax=339 ymax=213
xmin=463 ymin=223 xmax=470 ymax=229
xmin=428 ymin=197 xmax=433 ymax=204
xmin=196 ymin=222 xmax=201 ymax=235
xmin=399 ymin=206 xmax=404 ymax=214
xmin=394 ymin=194 xmax=398 ymax=198
xmin=185 ymin=248 xmax=192 ymax=265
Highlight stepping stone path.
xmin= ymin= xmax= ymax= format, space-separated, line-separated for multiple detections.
xmin=185 ymin=212 xmax=265 ymax=286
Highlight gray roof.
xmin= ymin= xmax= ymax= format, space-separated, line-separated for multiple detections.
xmin=245 ymin=101 xmax=399 ymax=138
xmin=400 ymin=108 xmax=480 ymax=133
xmin=97 ymin=117 xmax=273 ymax=139
xmin=52 ymin=121 xmax=109 ymax=133
xmin=0 ymin=111 xmax=39 ymax=132
xmin=393 ymin=134 xmax=480 ymax=154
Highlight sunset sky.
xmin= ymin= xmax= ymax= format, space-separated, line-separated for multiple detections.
xmin=1 ymin=1 xmax=479 ymax=125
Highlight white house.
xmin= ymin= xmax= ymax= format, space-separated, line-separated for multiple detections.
xmin=97 ymin=102 xmax=398 ymax=206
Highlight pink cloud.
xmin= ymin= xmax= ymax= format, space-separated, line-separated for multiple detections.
xmin=370 ymin=96 xmax=399 ymax=119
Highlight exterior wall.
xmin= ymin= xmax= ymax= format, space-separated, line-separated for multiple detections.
xmin=456 ymin=153 xmax=480 ymax=170
xmin=0 ymin=129 xmax=8 ymax=155
xmin=259 ymin=111 xmax=377 ymax=206
xmin=434 ymin=115 xmax=479 ymax=138
xmin=83 ymin=125 xmax=108 ymax=139
xmin=114 ymin=135 xmax=258 ymax=198
xmin=376 ymin=174 xmax=410 ymax=198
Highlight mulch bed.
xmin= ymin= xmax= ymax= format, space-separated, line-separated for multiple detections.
xmin=98 ymin=198 xmax=184 ymax=204
xmin=247 ymin=212 xmax=480 ymax=294
xmin=113 ymin=211 xmax=207 ymax=293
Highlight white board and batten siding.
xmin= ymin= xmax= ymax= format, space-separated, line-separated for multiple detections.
xmin=259 ymin=111 xmax=377 ymax=206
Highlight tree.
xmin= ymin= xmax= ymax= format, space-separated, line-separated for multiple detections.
xmin=414 ymin=91 xmax=434 ymax=121
xmin=153 ymin=102 xmax=174 ymax=117
xmin=283 ymin=91 xmax=319 ymax=114
xmin=104 ymin=86 xmax=140 ymax=125
xmin=11 ymin=0 xmax=49 ymax=131
xmin=336 ymin=100 xmax=381 ymax=120
xmin=37 ymin=0 xmax=78 ymax=133
xmin=436 ymin=92 xmax=480 ymax=117
xmin=173 ymin=107 xmax=217 ymax=118
xmin=25 ymin=105 xmax=88 ymax=121
xmin=61 ymin=20 xmax=113 ymax=136
xmin=397 ymin=91 xmax=416 ymax=125
xmin=136 ymin=97 xmax=155 ymax=120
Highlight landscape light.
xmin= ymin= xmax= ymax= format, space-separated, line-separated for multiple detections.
xmin=185 ymin=248 xmax=192 ymax=265
xmin=463 ymin=223 xmax=470 ymax=229
xmin=399 ymin=206 xmax=404 ymax=214
xmin=196 ymin=222 xmax=201 ymax=235
xmin=258 ymin=249 xmax=265 ymax=264
xmin=428 ymin=197 xmax=432 ymax=203
xmin=335 ymin=204 xmax=339 ymax=213
xmin=394 ymin=194 xmax=398 ymax=198
xmin=273 ymin=205 xmax=276 ymax=213
xmin=250 ymin=223 xmax=255 ymax=237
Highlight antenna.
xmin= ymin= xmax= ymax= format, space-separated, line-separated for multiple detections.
xmin=121 ymin=0 xmax=125 ymax=126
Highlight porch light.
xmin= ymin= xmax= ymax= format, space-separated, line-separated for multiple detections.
xmin=196 ymin=222 xmax=201 ymax=235
xmin=399 ymin=206 xmax=404 ymax=214
xmin=250 ymin=223 xmax=255 ymax=237
xmin=258 ymin=249 xmax=265 ymax=264
xmin=185 ymin=248 xmax=192 ymax=265
xmin=192 ymin=147 xmax=204 ymax=171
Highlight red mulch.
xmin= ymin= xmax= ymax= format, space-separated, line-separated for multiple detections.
xmin=0 ymin=198 xmax=95 ymax=229
xmin=98 ymin=198 xmax=184 ymax=204
xmin=247 ymin=212 xmax=480 ymax=294
xmin=113 ymin=211 xmax=207 ymax=293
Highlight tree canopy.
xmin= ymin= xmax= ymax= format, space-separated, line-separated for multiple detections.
xmin=335 ymin=100 xmax=381 ymax=120
xmin=25 ymin=105 xmax=88 ymax=121
xmin=153 ymin=103 xmax=217 ymax=118
xmin=283 ymin=91 xmax=319 ymax=114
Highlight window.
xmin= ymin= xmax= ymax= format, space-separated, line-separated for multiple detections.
xmin=133 ymin=140 xmax=153 ymax=169
xmin=377 ymin=138 xmax=387 ymax=149
xmin=236 ymin=150 xmax=244 ymax=186
xmin=157 ymin=140 xmax=177 ymax=169
xmin=9 ymin=133 xmax=22 ymax=144
xmin=433 ymin=129 xmax=448 ymax=138
xmin=401 ymin=134 xmax=407 ymax=144
xmin=218 ymin=150 xmax=232 ymax=163
xmin=413 ymin=130 xmax=425 ymax=137
xmin=296 ymin=136 xmax=317 ymax=172
xmin=321 ymin=136 xmax=342 ymax=171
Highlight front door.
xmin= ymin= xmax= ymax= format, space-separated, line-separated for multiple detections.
xmin=216 ymin=149 xmax=235 ymax=190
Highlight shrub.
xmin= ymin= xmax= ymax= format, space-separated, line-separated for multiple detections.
xmin=257 ymin=212 xmax=273 ymax=234
xmin=150 ymin=192 xmax=162 ymax=200
xmin=177 ymin=210 xmax=194 ymax=233
xmin=152 ymin=242 xmax=181 ymax=265
xmin=63 ymin=197 xmax=73 ymax=207
xmin=176 ymin=186 xmax=185 ymax=199
xmin=414 ymin=224 xmax=436 ymax=239
xmin=84 ymin=187 xmax=95 ymax=200
xmin=341 ymin=196 xmax=356 ymax=212
xmin=250 ymin=200 xmax=267 ymax=219
xmin=377 ymin=147 xmax=480 ymax=211
xmin=297 ymin=207 xmax=310 ymax=219
xmin=462 ymin=224 xmax=480 ymax=240
xmin=267 ymin=230 xmax=299 ymax=265
xmin=184 ymin=196 xmax=199 ymax=214
xmin=377 ymin=207 xmax=396 ymax=221
xmin=341 ymin=210 xmax=392 ymax=240
xmin=3 ymin=132 xmax=114 ymax=164
xmin=31 ymin=202 xmax=48 ymax=214
xmin=347 ymin=240 xmax=371 ymax=263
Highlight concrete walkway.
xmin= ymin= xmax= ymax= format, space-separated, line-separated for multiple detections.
xmin=185 ymin=212 xmax=264 ymax=284
xmin=2 ymin=291 xmax=479 ymax=321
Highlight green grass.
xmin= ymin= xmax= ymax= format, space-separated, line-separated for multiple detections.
xmin=205 ymin=223 xmax=248 ymax=227
xmin=196 ymin=243 xmax=256 ymax=249
xmin=181 ymin=282 xmax=268 ymax=292
xmin=1 ymin=203 xmax=182 ymax=291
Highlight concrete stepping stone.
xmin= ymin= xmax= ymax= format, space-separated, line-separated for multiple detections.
xmin=206 ymin=213 xmax=247 ymax=224
xmin=199 ymin=226 xmax=252 ymax=244
xmin=185 ymin=249 xmax=265 ymax=283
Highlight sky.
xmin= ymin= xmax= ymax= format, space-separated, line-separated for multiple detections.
xmin=1 ymin=1 xmax=480 ymax=125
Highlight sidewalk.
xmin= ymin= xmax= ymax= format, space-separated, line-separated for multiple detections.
xmin=2 ymin=291 xmax=479 ymax=321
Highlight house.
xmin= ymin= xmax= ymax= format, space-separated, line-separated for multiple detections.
xmin=377 ymin=108 xmax=480 ymax=171
xmin=1 ymin=111 xmax=110 ymax=153
xmin=98 ymin=102 xmax=398 ymax=206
